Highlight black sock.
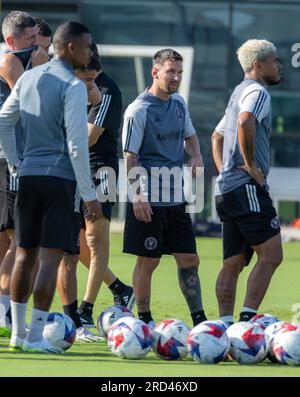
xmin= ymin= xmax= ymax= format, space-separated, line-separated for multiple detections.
xmin=63 ymin=300 xmax=82 ymax=329
xmin=79 ymin=300 xmax=94 ymax=314
xmin=239 ymin=311 xmax=257 ymax=322
xmin=191 ymin=310 xmax=207 ymax=326
xmin=138 ymin=311 xmax=153 ymax=324
xmin=6 ymin=307 xmax=11 ymax=323
xmin=109 ymin=278 xmax=127 ymax=295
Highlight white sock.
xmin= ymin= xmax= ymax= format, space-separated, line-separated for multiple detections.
xmin=220 ymin=315 xmax=234 ymax=324
xmin=241 ymin=306 xmax=257 ymax=313
xmin=0 ymin=295 xmax=11 ymax=326
xmin=27 ymin=308 xmax=48 ymax=343
xmin=11 ymin=301 xmax=27 ymax=339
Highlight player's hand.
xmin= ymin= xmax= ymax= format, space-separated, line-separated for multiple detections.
xmin=188 ymin=155 xmax=204 ymax=177
xmin=133 ymin=197 xmax=153 ymax=223
xmin=31 ymin=46 xmax=49 ymax=66
xmin=240 ymin=164 xmax=265 ymax=187
xmin=84 ymin=200 xmax=102 ymax=222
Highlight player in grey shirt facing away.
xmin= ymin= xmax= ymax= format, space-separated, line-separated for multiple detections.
xmin=122 ymin=49 xmax=207 ymax=327
xmin=211 ymin=39 xmax=283 ymax=325
xmin=0 ymin=21 xmax=101 ymax=353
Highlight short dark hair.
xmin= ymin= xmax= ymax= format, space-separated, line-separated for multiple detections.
xmin=34 ymin=17 xmax=52 ymax=38
xmin=53 ymin=21 xmax=90 ymax=50
xmin=2 ymin=11 xmax=36 ymax=39
xmin=153 ymin=48 xmax=183 ymax=66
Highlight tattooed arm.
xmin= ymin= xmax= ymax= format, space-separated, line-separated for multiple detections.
xmin=238 ymin=111 xmax=265 ymax=186
xmin=124 ymin=151 xmax=153 ymax=223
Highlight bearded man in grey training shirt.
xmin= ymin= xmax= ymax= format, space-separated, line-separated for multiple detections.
xmin=211 ymin=39 xmax=283 ymax=325
xmin=0 ymin=21 xmax=101 ymax=353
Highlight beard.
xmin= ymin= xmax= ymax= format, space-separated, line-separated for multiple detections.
xmin=265 ymin=75 xmax=282 ymax=86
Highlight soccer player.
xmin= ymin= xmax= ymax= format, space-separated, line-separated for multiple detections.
xmin=0 ymin=11 xmax=49 ymax=337
xmin=34 ymin=17 xmax=52 ymax=53
xmin=212 ymin=39 xmax=283 ymax=325
xmin=58 ymin=46 xmax=134 ymax=333
xmin=122 ymin=48 xmax=207 ymax=327
xmin=0 ymin=21 xmax=101 ymax=353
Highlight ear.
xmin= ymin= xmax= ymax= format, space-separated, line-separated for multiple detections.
xmin=67 ymin=42 xmax=75 ymax=54
xmin=252 ymin=59 xmax=262 ymax=72
xmin=5 ymin=36 xmax=15 ymax=49
xmin=151 ymin=65 xmax=159 ymax=79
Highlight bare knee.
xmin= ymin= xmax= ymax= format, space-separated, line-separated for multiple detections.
xmin=175 ymin=253 xmax=199 ymax=268
xmin=136 ymin=257 xmax=160 ymax=274
xmin=258 ymin=253 xmax=283 ymax=270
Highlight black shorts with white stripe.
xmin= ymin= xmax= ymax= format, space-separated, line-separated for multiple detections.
xmin=215 ymin=182 xmax=280 ymax=259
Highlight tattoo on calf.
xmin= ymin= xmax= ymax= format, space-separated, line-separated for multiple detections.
xmin=178 ymin=267 xmax=203 ymax=313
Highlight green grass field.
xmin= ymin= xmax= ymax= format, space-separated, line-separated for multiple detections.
xmin=0 ymin=235 xmax=300 ymax=377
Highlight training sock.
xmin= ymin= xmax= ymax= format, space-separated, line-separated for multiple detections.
xmin=191 ymin=310 xmax=207 ymax=326
xmin=239 ymin=306 xmax=257 ymax=322
xmin=0 ymin=295 xmax=11 ymax=325
xmin=108 ymin=278 xmax=127 ymax=295
xmin=220 ymin=315 xmax=234 ymax=324
xmin=27 ymin=308 xmax=49 ymax=343
xmin=63 ymin=300 xmax=82 ymax=329
xmin=79 ymin=300 xmax=94 ymax=314
xmin=138 ymin=311 xmax=153 ymax=324
xmin=10 ymin=301 xmax=27 ymax=339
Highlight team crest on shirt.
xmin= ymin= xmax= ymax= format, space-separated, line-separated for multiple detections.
xmin=270 ymin=217 xmax=280 ymax=229
xmin=144 ymin=237 xmax=158 ymax=251
xmin=175 ymin=108 xmax=183 ymax=119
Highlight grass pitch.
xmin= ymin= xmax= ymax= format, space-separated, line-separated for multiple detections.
xmin=0 ymin=235 xmax=300 ymax=377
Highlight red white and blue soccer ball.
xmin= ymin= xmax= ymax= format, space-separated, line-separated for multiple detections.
xmin=187 ymin=320 xmax=230 ymax=364
xmin=152 ymin=319 xmax=190 ymax=361
xmin=226 ymin=322 xmax=267 ymax=364
xmin=272 ymin=323 xmax=300 ymax=365
xmin=43 ymin=312 xmax=76 ymax=351
xmin=264 ymin=321 xmax=289 ymax=362
xmin=249 ymin=313 xmax=279 ymax=329
xmin=107 ymin=316 xmax=153 ymax=359
xmin=97 ymin=305 xmax=134 ymax=338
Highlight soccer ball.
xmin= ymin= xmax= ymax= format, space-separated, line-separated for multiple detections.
xmin=97 ymin=305 xmax=134 ymax=338
xmin=187 ymin=320 xmax=230 ymax=364
xmin=249 ymin=313 xmax=279 ymax=329
xmin=43 ymin=312 xmax=76 ymax=351
xmin=226 ymin=322 xmax=267 ymax=364
xmin=272 ymin=323 xmax=300 ymax=365
xmin=264 ymin=321 xmax=289 ymax=362
xmin=152 ymin=319 xmax=190 ymax=361
xmin=107 ymin=316 xmax=153 ymax=359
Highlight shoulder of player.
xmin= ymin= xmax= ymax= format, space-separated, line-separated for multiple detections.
xmin=0 ymin=52 xmax=24 ymax=75
xmin=125 ymin=97 xmax=148 ymax=118
xmin=240 ymin=82 xmax=270 ymax=103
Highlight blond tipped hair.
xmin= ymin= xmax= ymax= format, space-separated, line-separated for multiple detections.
xmin=237 ymin=39 xmax=277 ymax=72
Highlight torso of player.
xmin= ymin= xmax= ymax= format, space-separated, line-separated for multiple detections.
xmin=136 ymin=91 xmax=187 ymax=170
xmin=215 ymin=79 xmax=272 ymax=196
xmin=88 ymin=72 xmax=122 ymax=171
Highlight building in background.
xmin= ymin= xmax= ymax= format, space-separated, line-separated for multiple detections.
xmin=1 ymin=0 xmax=300 ymax=221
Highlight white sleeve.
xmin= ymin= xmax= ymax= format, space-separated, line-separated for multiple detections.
xmin=64 ymin=80 xmax=96 ymax=202
xmin=0 ymin=79 xmax=21 ymax=168
xmin=215 ymin=115 xmax=226 ymax=136
xmin=122 ymin=103 xmax=146 ymax=153
xmin=239 ymin=87 xmax=270 ymax=124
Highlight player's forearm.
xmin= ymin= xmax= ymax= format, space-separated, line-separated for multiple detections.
xmin=211 ymin=131 xmax=224 ymax=173
xmin=124 ymin=152 xmax=148 ymax=198
xmin=184 ymin=134 xmax=201 ymax=159
xmin=238 ymin=114 xmax=256 ymax=168
xmin=88 ymin=123 xmax=104 ymax=147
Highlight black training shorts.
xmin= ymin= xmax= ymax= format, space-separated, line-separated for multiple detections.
xmin=123 ymin=202 xmax=197 ymax=258
xmin=215 ymin=182 xmax=281 ymax=263
xmin=15 ymin=175 xmax=81 ymax=254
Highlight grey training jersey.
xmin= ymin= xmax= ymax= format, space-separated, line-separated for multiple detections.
xmin=0 ymin=58 xmax=96 ymax=202
xmin=214 ymin=79 xmax=271 ymax=196
xmin=122 ymin=89 xmax=196 ymax=206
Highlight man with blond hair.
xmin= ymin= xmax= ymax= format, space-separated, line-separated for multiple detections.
xmin=211 ymin=39 xmax=283 ymax=325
